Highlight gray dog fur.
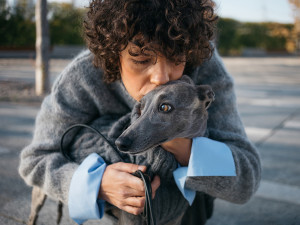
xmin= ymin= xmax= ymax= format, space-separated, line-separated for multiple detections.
xmin=113 ymin=75 xmax=214 ymax=225
xmin=28 ymin=75 xmax=214 ymax=225
xmin=115 ymin=75 xmax=214 ymax=154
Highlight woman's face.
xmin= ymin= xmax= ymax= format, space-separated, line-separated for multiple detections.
xmin=119 ymin=43 xmax=186 ymax=101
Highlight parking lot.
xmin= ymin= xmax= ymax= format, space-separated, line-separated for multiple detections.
xmin=0 ymin=56 xmax=300 ymax=225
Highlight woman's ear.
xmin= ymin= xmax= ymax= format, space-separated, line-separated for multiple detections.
xmin=180 ymin=75 xmax=194 ymax=85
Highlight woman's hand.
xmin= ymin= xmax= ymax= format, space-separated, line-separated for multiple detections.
xmin=98 ymin=162 xmax=160 ymax=215
xmin=161 ymin=138 xmax=192 ymax=166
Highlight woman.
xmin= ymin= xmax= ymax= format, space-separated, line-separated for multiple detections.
xmin=19 ymin=0 xmax=261 ymax=224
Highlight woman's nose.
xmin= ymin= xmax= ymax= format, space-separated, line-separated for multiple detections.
xmin=150 ymin=59 xmax=170 ymax=85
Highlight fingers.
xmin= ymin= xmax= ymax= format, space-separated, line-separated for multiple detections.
xmin=112 ymin=163 xmax=160 ymax=199
xmin=111 ymin=162 xmax=147 ymax=173
xmin=99 ymin=162 xmax=159 ymax=216
xmin=151 ymin=175 xmax=160 ymax=199
xmin=122 ymin=175 xmax=160 ymax=216
xmin=123 ymin=172 xmax=146 ymax=193
xmin=109 ymin=162 xmax=147 ymax=192
xmin=106 ymin=164 xmax=146 ymax=193
xmin=118 ymin=182 xmax=145 ymax=198
xmin=123 ymin=205 xmax=144 ymax=216
xmin=116 ymin=196 xmax=145 ymax=215
xmin=125 ymin=196 xmax=145 ymax=208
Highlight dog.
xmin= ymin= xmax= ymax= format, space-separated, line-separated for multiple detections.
xmin=113 ymin=75 xmax=215 ymax=225
xmin=115 ymin=75 xmax=214 ymax=154
xmin=28 ymin=75 xmax=214 ymax=225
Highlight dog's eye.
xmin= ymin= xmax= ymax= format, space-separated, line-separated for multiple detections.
xmin=159 ymin=103 xmax=173 ymax=113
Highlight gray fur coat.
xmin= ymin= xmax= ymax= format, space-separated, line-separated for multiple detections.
xmin=19 ymin=49 xmax=261 ymax=224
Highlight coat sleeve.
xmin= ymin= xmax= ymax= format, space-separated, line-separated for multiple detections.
xmin=18 ymin=52 xmax=103 ymax=204
xmin=185 ymin=50 xmax=261 ymax=204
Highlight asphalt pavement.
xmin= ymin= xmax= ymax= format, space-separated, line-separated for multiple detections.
xmin=0 ymin=56 xmax=299 ymax=225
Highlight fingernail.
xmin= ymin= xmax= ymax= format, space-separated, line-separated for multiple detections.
xmin=138 ymin=165 xmax=146 ymax=171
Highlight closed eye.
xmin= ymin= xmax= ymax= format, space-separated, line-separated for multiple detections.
xmin=131 ymin=59 xmax=151 ymax=65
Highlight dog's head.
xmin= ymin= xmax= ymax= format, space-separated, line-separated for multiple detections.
xmin=115 ymin=75 xmax=214 ymax=154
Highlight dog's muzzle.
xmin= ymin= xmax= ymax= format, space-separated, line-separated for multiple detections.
xmin=115 ymin=136 xmax=133 ymax=152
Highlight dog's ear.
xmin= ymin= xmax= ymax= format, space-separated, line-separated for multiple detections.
xmin=180 ymin=75 xmax=194 ymax=85
xmin=196 ymin=85 xmax=215 ymax=109
xmin=131 ymin=102 xmax=142 ymax=122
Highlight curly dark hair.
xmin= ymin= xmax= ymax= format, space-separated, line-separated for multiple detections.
xmin=84 ymin=0 xmax=218 ymax=83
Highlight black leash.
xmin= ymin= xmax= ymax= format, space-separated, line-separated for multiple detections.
xmin=132 ymin=170 xmax=156 ymax=225
xmin=60 ymin=124 xmax=124 ymax=162
xmin=60 ymin=124 xmax=156 ymax=225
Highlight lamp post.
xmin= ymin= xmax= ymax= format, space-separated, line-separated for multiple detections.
xmin=35 ymin=0 xmax=49 ymax=96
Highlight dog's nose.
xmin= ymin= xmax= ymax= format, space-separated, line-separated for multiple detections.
xmin=115 ymin=136 xmax=133 ymax=152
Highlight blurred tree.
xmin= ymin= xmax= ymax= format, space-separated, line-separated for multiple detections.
xmin=266 ymin=23 xmax=294 ymax=52
xmin=217 ymin=18 xmax=294 ymax=55
xmin=217 ymin=18 xmax=241 ymax=55
xmin=0 ymin=6 xmax=35 ymax=48
xmin=0 ymin=2 xmax=85 ymax=49
xmin=17 ymin=0 xmax=34 ymax=19
xmin=35 ymin=0 xmax=49 ymax=96
xmin=0 ymin=0 xmax=6 ymax=11
xmin=238 ymin=22 xmax=268 ymax=49
xmin=48 ymin=3 xmax=86 ymax=45
xmin=2 ymin=3 xmax=294 ymax=55
xmin=289 ymin=0 xmax=300 ymax=54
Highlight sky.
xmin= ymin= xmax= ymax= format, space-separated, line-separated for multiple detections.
xmin=72 ymin=0 xmax=295 ymax=23
xmin=10 ymin=0 xmax=295 ymax=24
xmin=214 ymin=0 xmax=294 ymax=23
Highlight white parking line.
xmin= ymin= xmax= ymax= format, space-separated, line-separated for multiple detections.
xmin=245 ymin=127 xmax=271 ymax=137
xmin=238 ymin=98 xmax=300 ymax=107
xmin=284 ymin=121 xmax=300 ymax=129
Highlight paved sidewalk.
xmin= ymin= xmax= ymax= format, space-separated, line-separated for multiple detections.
xmin=0 ymin=57 xmax=300 ymax=225
xmin=207 ymin=57 xmax=300 ymax=225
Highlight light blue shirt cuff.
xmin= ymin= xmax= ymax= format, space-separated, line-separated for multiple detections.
xmin=173 ymin=137 xmax=236 ymax=205
xmin=68 ymin=153 xmax=107 ymax=224
xmin=173 ymin=166 xmax=196 ymax=205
